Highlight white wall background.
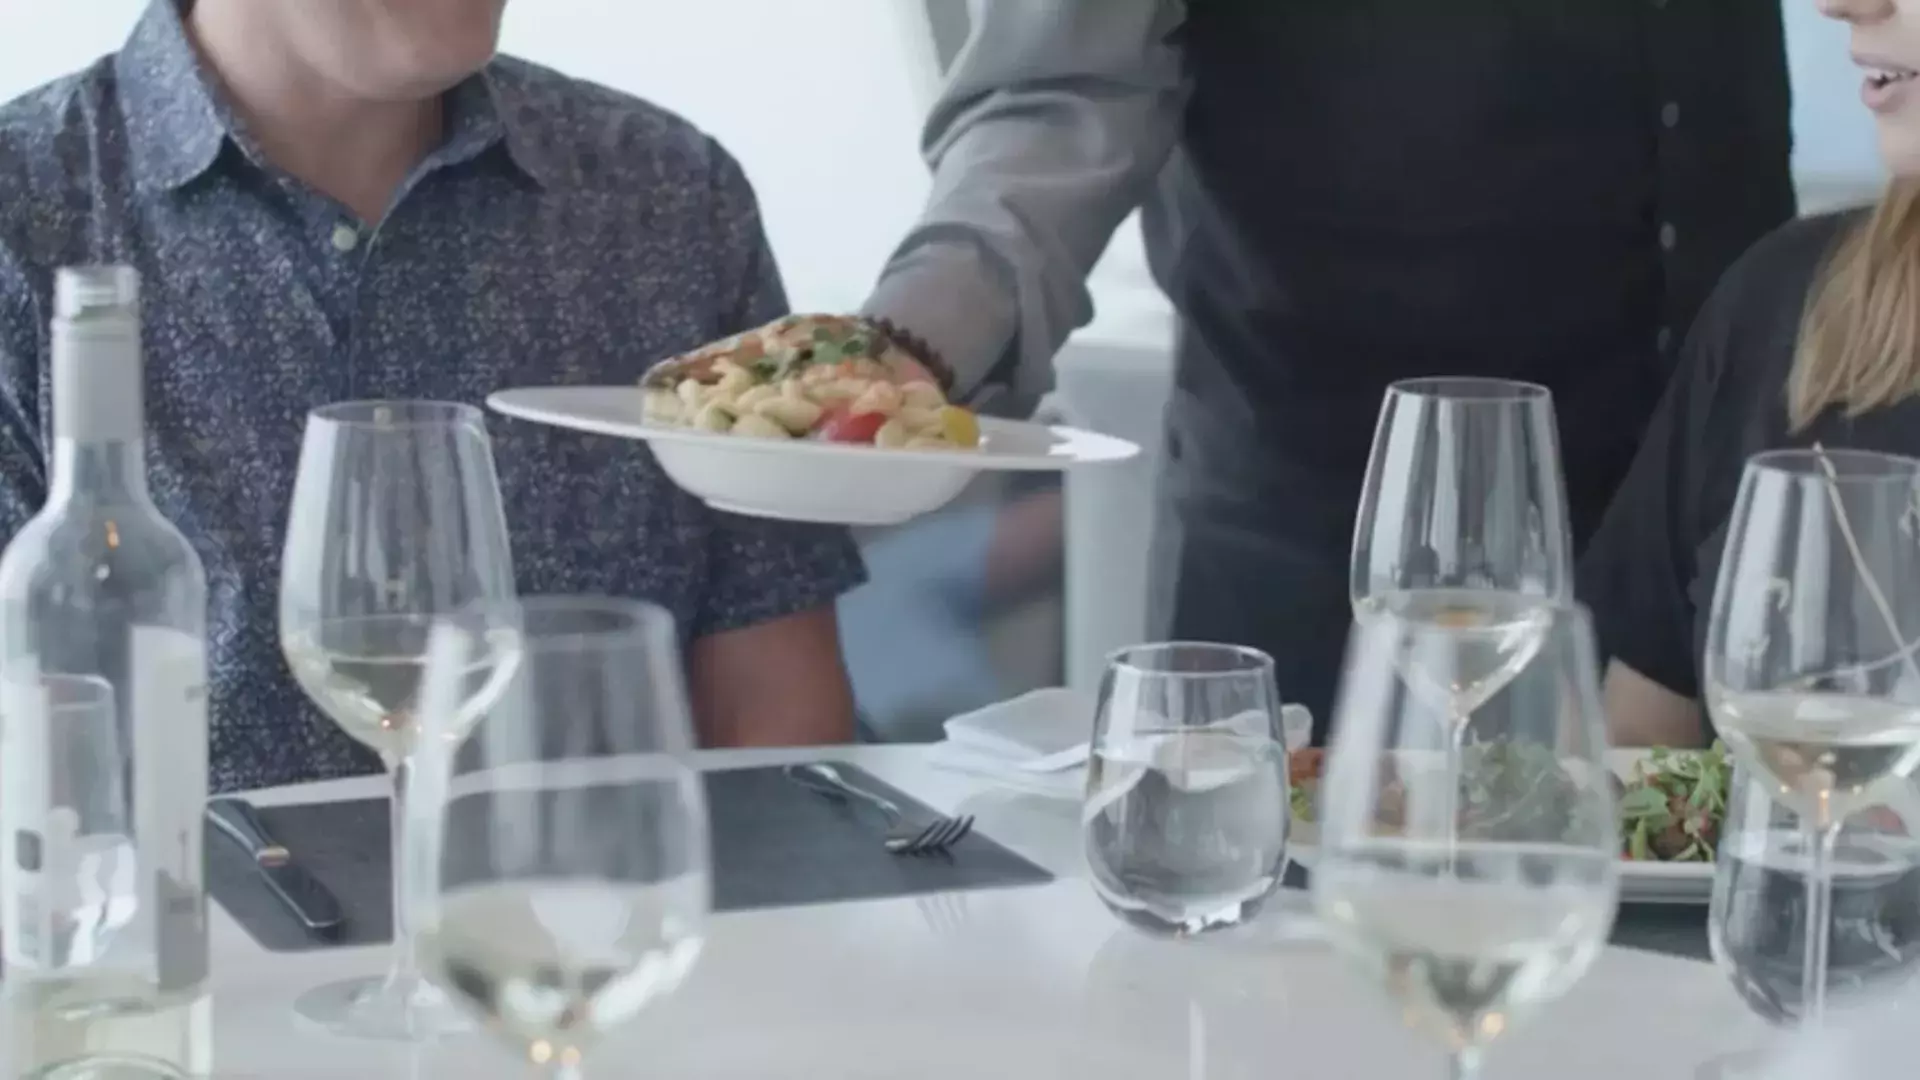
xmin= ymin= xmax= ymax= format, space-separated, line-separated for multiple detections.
xmin=0 ymin=1 xmax=1893 ymax=310
xmin=1785 ymin=1 xmax=1885 ymax=187
xmin=0 ymin=0 xmax=940 ymax=314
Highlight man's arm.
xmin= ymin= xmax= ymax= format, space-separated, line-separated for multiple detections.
xmin=688 ymin=607 xmax=857 ymax=748
xmin=0 ymin=242 xmax=46 ymax=541
xmin=863 ymin=0 xmax=1187 ymax=397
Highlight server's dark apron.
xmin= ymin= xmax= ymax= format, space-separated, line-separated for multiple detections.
xmin=1140 ymin=2 xmax=1795 ymax=735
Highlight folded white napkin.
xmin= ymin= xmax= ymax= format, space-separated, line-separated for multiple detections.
xmin=926 ymin=688 xmax=1313 ymax=802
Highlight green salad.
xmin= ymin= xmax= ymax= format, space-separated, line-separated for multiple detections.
xmin=1289 ymin=741 xmax=1733 ymax=864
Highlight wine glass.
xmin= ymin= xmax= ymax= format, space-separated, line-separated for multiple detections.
xmin=1350 ymin=378 xmax=1571 ymax=832
xmin=1709 ymin=768 xmax=1920 ymax=1028
xmin=1704 ymin=448 xmax=1920 ymax=1027
xmin=1313 ymin=604 xmax=1619 ymax=1080
xmin=278 ymin=400 xmax=521 ymax=1040
xmin=1082 ymin=643 xmax=1290 ymax=937
xmin=408 ymin=597 xmax=710 ymax=1078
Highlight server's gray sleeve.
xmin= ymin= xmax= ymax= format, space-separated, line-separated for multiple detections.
xmin=862 ymin=0 xmax=1187 ymax=397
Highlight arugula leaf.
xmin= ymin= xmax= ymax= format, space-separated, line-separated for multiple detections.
xmin=1629 ymin=820 xmax=1654 ymax=861
xmin=1289 ymin=782 xmax=1315 ymax=824
xmin=1618 ymin=785 xmax=1672 ymax=824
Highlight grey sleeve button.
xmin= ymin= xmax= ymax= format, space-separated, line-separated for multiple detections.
xmin=1661 ymin=102 xmax=1680 ymax=128
xmin=1659 ymin=223 xmax=1678 ymax=252
xmin=330 ymin=224 xmax=360 ymax=253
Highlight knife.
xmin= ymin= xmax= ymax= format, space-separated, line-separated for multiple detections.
xmin=206 ymin=798 xmax=346 ymax=937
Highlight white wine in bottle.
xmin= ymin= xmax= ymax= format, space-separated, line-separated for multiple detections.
xmin=0 ymin=267 xmax=212 ymax=1078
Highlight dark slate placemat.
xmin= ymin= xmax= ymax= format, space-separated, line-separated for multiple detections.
xmin=210 ymin=764 xmax=1053 ymax=952
xmin=1279 ymin=862 xmax=1711 ymax=961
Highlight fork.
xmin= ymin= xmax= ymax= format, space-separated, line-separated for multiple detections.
xmin=784 ymin=762 xmax=974 ymax=855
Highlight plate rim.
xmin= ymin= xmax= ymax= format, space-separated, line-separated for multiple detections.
xmin=487 ymin=385 xmax=1140 ymax=469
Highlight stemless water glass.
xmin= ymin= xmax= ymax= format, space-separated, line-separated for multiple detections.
xmin=1314 ymin=605 xmax=1619 ymax=1080
xmin=409 ymin=597 xmax=710 ymax=1079
xmin=1704 ymin=448 xmax=1920 ymax=1026
xmin=1709 ymin=768 xmax=1920 ymax=1028
xmin=279 ymin=400 xmax=521 ymax=1040
xmin=1083 ymin=643 xmax=1290 ymax=937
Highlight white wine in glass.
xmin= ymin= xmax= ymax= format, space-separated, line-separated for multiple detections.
xmin=279 ymin=400 xmax=519 ymax=1042
xmin=1353 ymin=588 xmax=1554 ymax=721
xmin=283 ymin=615 xmax=521 ymax=760
xmin=418 ymin=879 xmax=704 ymax=1059
xmin=1704 ymin=447 xmax=1920 ymax=1027
xmin=410 ymin=597 xmax=711 ymax=1079
xmin=1314 ymin=604 xmax=1619 ymax=1079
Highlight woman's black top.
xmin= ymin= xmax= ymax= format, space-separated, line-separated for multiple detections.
xmin=1578 ymin=209 xmax=1920 ymax=699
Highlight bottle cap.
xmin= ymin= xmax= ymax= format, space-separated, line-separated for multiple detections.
xmin=54 ymin=266 xmax=140 ymax=321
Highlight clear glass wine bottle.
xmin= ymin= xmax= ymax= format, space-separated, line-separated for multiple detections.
xmin=0 ymin=267 xmax=212 ymax=1078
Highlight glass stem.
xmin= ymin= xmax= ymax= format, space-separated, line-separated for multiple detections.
xmin=1449 ymin=1048 xmax=1480 ymax=1080
xmin=1443 ymin=712 xmax=1468 ymax=863
xmin=1799 ymin=820 xmax=1842 ymax=1027
xmin=384 ymin=755 xmax=421 ymax=996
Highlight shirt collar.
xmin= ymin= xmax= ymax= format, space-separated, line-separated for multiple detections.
xmin=115 ymin=0 xmax=225 ymax=193
xmin=116 ymin=0 xmax=566 ymax=195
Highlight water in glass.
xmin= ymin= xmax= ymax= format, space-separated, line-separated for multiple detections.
xmin=1083 ymin=643 xmax=1289 ymax=937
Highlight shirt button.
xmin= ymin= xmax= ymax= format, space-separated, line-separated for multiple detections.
xmin=1660 ymin=101 xmax=1680 ymax=128
xmin=1658 ymin=222 xmax=1678 ymax=252
xmin=1657 ymin=326 xmax=1674 ymax=352
xmin=330 ymin=224 xmax=360 ymax=253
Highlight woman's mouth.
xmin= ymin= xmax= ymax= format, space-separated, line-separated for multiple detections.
xmin=1862 ymin=62 xmax=1920 ymax=112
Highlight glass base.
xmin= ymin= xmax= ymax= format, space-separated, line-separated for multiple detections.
xmin=29 ymin=1057 xmax=192 ymax=1080
xmin=1696 ymin=1049 xmax=1772 ymax=1080
xmin=293 ymin=976 xmax=470 ymax=1042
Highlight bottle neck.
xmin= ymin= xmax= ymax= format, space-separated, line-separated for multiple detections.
xmin=47 ymin=436 xmax=152 ymax=505
xmin=48 ymin=310 xmax=151 ymax=506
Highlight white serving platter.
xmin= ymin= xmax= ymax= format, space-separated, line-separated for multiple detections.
xmin=488 ymin=385 xmax=1139 ymax=525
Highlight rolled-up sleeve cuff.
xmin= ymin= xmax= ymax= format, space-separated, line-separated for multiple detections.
xmin=863 ymin=245 xmax=1027 ymax=397
xmin=693 ymin=517 xmax=869 ymax=639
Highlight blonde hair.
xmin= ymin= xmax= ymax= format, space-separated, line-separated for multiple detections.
xmin=1790 ymin=182 xmax=1920 ymax=430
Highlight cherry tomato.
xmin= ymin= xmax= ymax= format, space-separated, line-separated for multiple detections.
xmin=816 ymin=406 xmax=887 ymax=444
xmin=1862 ymin=806 xmax=1909 ymax=835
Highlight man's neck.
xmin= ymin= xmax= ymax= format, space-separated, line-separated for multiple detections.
xmin=186 ymin=0 xmax=443 ymax=224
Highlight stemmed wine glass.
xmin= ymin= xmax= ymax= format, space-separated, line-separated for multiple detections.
xmin=1350 ymin=378 xmax=1572 ymax=839
xmin=408 ymin=597 xmax=711 ymax=1078
xmin=279 ymin=400 xmax=522 ymax=1040
xmin=1313 ymin=603 xmax=1619 ymax=1080
xmin=1703 ymin=447 xmax=1920 ymax=1028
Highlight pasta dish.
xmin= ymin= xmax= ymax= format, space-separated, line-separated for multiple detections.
xmin=640 ymin=315 xmax=982 ymax=450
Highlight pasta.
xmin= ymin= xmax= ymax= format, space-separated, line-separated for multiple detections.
xmin=638 ymin=315 xmax=981 ymax=451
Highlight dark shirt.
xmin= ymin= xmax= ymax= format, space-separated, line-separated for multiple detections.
xmin=1155 ymin=2 xmax=1797 ymax=549
xmin=0 ymin=0 xmax=865 ymax=791
xmin=1173 ymin=2 xmax=1797 ymax=730
xmin=1579 ymin=211 xmax=1873 ymax=700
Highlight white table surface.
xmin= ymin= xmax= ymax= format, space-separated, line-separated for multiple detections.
xmin=204 ymin=745 xmax=1766 ymax=1078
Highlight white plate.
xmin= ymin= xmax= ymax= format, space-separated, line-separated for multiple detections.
xmin=1290 ymin=749 xmax=1716 ymax=904
xmin=487 ymin=385 xmax=1140 ymax=525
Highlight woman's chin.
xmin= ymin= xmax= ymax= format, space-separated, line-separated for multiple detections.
xmin=1876 ymin=126 xmax=1920 ymax=180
